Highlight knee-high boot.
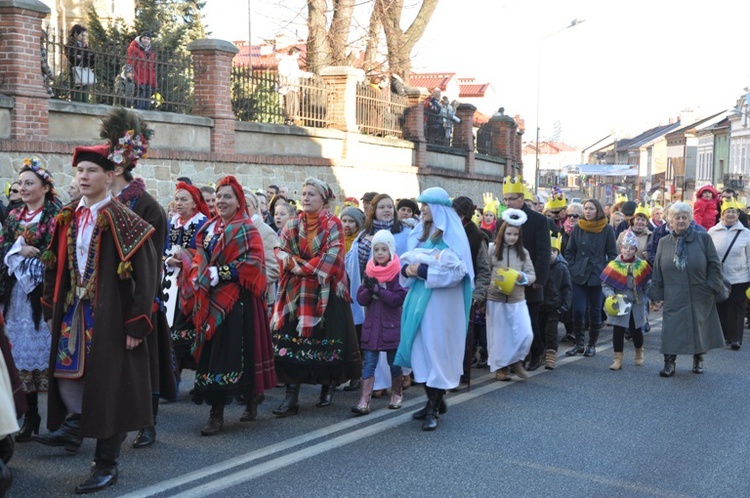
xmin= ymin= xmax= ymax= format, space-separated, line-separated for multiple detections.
xmin=74 ymin=432 xmax=122 ymax=494
xmin=272 ymin=384 xmax=300 ymax=417
xmin=584 ymin=324 xmax=602 ymax=357
xmin=351 ymin=377 xmax=375 ymax=415
xmin=413 ymin=385 xmax=447 ymax=420
xmin=565 ymin=326 xmax=585 ymax=356
xmin=388 ymin=375 xmax=403 ymax=409
xmin=422 ymin=387 xmax=444 ymax=431
xmin=15 ymin=392 xmax=40 ymax=442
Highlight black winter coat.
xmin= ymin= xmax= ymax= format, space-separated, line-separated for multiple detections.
xmin=541 ymin=259 xmax=572 ymax=313
xmin=521 ymin=204 xmax=552 ymax=302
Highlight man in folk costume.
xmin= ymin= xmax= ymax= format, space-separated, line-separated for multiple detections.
xmin=99 ymin=109 xmax=175 ymax=449
xmin=36 ymin=144 xmax=158 ymax=494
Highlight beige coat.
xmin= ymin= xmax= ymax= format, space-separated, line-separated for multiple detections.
xmin=486 ymin=243 xmax=536 ymax=303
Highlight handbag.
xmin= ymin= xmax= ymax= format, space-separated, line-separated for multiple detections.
xmin=716 ymin=230 xmax=741 ymax=303
xmin=73 ymin=66 xmax=96 ymax=87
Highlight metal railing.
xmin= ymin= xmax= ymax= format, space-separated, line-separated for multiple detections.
xmin=355 ymin=83 xmax=408 ymax=138
xmin=42 ymin=31 xmax=194 ymax=114
xmin=231 ymin=67 xmax=334 ymax=128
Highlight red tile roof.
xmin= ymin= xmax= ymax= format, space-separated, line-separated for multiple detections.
xmin=232 ymin=40 xmax=307 ymax=70
xmin=459 ymin=83 xmax=491 ymax=98
xmin=408 ymin=73 xmax=456 ymax=91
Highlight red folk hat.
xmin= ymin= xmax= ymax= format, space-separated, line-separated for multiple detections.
xmin=176 ymin=181 xmax=210 ymax=218
xmin=72 ymin=144 xmax=115 ymax=171
xmin=215 ymin=175 xmax=247 ymax=219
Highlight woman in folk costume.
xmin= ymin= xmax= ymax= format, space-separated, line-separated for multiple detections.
xmin=36 ymin=144 xmax=158 ymax=493
xmin=395 ymin=186 xmax=474 ymax=431
xmin=485 ymin=209 xmax=536 ymax=381
xmin=0 ymin=158 xmax=59 ymax=443
xmin=178 ymin=176 xmax=277 ymax=435
xmin=601 ymin=229 xmax=652 ymax=370
xmin=163 ymin=181 xmax=210 ymax=390
xmin=271 ymin=177 xmax=362 ymax=417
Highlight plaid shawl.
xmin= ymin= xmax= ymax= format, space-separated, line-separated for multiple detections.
xmin=271 ymin=210 xmax=349 ymax=337
xmin=184 ymin=214 xmax=267 ymax=360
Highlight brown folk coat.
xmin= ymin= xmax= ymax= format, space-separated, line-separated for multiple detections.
xmin=41 ymin=201 xmax=158 ymax=439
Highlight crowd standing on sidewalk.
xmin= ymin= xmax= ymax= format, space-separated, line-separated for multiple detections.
xmin=1 ymin=108 xmax=749 ymax=493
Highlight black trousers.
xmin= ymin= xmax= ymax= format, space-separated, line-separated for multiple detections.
xmin=612 ymin=313 xmax=643 ymax=353
xmin=528 ymin=301 xmax=544 ymax=357
xmin=717 ymin=282 xmax=749 ymax=344
xmin=539 ymin=310 xmax=560 ymax=352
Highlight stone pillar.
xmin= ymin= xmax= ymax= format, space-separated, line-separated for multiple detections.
xmin=0 ymin=0 xmax=51 ymax=142
xmin=454 ymin=103 xmax=476 ymax=174
xmin=319 ymin=66 xmax=364 ymax=133
xmin=187 ymin=39 xmax=238 ymax=153
xmin=403 ymin=87 xmax=429 ymax=169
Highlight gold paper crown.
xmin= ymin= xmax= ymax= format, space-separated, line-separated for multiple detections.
xmin=545 ymin=193 xmax=567 ymax=211
xmin=551 ymin=231 xmax=562 ymax=251
xmin=634 ymin=203 xmax=650 ymax=218
xmin=483 ymin=192 xmax=499 ymax=214
xmin=524 ymin=186 xmax=534 ymax=201
xmin=615 ymin=194 xmax=628 ymax=204
xmin=503 ymin=175 xmax=525 ymax=195
xmin=722 ymin=198 xmax=743 ymax=213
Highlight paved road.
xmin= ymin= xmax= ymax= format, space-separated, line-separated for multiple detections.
xmin=7 ymin=312 xmax=750 ymax=497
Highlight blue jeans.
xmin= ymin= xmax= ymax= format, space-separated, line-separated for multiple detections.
xmin=571 ymin=283 xmax=604 ymax=331
xmin=136 ymin=84 xmax=153 ymax=110
xmin=362 ymin=349 xmax=401 ymax=379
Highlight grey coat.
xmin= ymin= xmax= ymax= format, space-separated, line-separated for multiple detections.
xmin=648 ymin=229 xmax=725 ymax=355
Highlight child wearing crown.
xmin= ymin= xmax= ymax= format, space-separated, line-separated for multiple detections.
xmin=539 ymin=233 xmax=571 ymax=369
xmin=486 ymin=208 xmax=536 ymax=381
xmin=600 ymin=230 xmax=652 ymax=370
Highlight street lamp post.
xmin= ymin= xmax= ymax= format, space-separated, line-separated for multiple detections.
xmin=534 ymin=18 xmax=585 ymax=194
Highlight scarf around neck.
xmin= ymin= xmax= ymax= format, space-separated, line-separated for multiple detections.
xmin=563 ymin=216 xmax=576 ymax=235
xmin=365 ymin=253 xmax=401 ymax=283
xmin=578 ymin=218 xmax=608 ymax=234
xmin=672 ymin=225 xmax=694 ymax=270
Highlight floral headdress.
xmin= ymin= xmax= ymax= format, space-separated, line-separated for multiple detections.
xmin=21 ymin=157 xmax=55 ymax=186
xmin=99 ymin=108 xmax=154 ymax=170
xmin=108 ymin=128 xmax=152 ymax=168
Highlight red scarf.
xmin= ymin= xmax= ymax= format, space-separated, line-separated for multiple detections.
xmin=365 ymin=253 xmax=401 ymax=283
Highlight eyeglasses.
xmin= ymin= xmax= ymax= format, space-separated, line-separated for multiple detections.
xmin=10 ymin=189 xmax=19 ymax=194
xmin=550 ymin=209 xmax=562 ymax=215
xmin=568 ymin=214 xmax=580 ymax=218
xmin=503 ymin=196 xmax=522 ymax=202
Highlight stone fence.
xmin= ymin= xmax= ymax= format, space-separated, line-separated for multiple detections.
xmin=0 ymin=0 xmax=523 ymax=205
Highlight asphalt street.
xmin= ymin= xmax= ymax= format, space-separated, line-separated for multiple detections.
xmin=6 ymin=311 xmax=750 ymax=497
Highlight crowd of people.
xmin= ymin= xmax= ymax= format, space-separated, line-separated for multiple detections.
xmin=0 ymin=107 xmax=747 ymax=494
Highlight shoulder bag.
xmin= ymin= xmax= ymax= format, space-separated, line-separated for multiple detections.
xmin=716 ymin=230 xmax=741 ymax=303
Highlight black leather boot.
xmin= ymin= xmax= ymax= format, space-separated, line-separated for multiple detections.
xmin=201 ymin=404 xmax=224 ymax=436
xmin=241 ymin=393 xmax=265 ymax=422
xmin=132 ymin=425 xmax=156 ymax=448
xmin=565 ymin=325 xmax=585 ymax=356
xmin=413 ymin=385 xmax=448 ymax=420
xmin=15 ymin=392 xmax=41 ymax=442
xmin=272 ymin=384 xmax=300 ymax=417
xmin=0 ymin=435 xmax=13 ymax=464
xmin=422 ymin=388 xmax=443 ymax=431
xmin=74 ymin=433 xmax=122 ymax=494
xmin=315 ymin=384 xmax=334 ymax=408
xmin=32 ymin=413 xmax=82 ymax=452
xmin=584 ymin=325 xmax=601 ymax=357
xmin=659 ymin=354 xmax=677 ymax=377
xmin=692 ymin=353 xmax=704 ymax=374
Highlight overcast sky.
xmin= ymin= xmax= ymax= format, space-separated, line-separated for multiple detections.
xmin=203 ymin=0 xmax=750 ymax=148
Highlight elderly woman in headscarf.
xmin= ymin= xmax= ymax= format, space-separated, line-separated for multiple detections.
xmin=179 ymin=175 xmax=277 ymax=435
xmin=271 ymin=178 xmax=361 ymax=416
xmin=395 ymin=187 xmax=474 ymax=431
xmin=649 ymin=202 xmax=725 ymax=377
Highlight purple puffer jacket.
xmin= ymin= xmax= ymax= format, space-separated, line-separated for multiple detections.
xmin=356 ymin=274 xmax=407 ymax=351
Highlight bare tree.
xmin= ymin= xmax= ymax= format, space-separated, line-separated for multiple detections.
xmin=306 ymin=0 xmax=355 ymax=73
xmin=376 ymin=0 xmax=438 ymax=83
xmin=301 ymin=0 xmax=439 ymax=78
